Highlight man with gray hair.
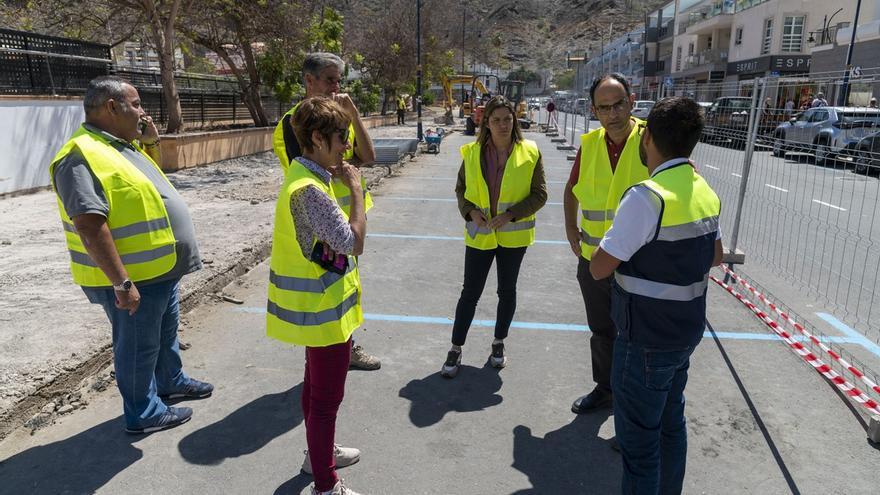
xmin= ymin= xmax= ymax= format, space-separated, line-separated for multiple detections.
xmin=49 ymin=76 xmax=212 ymax=434
xmin=272 ymin=52 xmax=381 ymax=372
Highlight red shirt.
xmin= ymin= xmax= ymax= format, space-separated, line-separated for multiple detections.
xmin=483 ymin=142 xmax=511 ymax=216
xmin=568 ymin=131 xmax=628 ymax=185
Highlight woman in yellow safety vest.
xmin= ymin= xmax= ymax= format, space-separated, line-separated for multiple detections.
xmin=266 ymin=97 xmax=366 ymax=495
xmin=442 ymin=96 xmax=547 ymax=378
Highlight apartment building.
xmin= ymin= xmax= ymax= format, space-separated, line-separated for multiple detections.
xmin=643 ymin=2 xmax=678 ymax=99
xmin=581 ymin=26 xmax=646 ymax=96
xmin=809 ymin=0 xmax=880 ymax=105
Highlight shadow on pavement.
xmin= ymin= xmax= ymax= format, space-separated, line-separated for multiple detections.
xmin=510 ymin=411 xmax=620 ymax=494
xmin=0 ymin=416 xmax=143 ymax=493
xmin=178 ymin=383 xmax=304 ymax=465
xmin=274 ymin=472 xmax=313 ymax=495
xmin=398 ymin=363 xmax=503 ymax=427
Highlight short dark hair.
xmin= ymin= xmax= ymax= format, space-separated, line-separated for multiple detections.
xmin=291 ymin=96 xmax=351 ymax=153
xmin=84 ymin=76 xmax=130 ymax=116
xmin=589 ymin=73 xmax=631 ymax=102
xmin=646 ymin=97 xmax=704 ymax=158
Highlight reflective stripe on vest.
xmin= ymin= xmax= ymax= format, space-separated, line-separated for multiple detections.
xmin=656 ymin=215 xmax=719 ymax=242
xmin=49 ymin=126 xmax=177 ymax=287
xmin=266 ymin=159 xmax=363 ymax=347
xmin=268 ymin=291 xmax=359 ymax=327
xmin=571 ymin=119 xmax=647 ymax=260
xmin=460 ymin=139 xmax=540 ymax=249
xmin=615 ymin=272 xmax=709 ymax=302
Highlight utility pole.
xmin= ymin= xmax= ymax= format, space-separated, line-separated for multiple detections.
xmin=460 ymin=7 xmax=466 ymax=118
xmin=416 ymin=0 xmax=423 ymax=141
xmin=839 ymin=0 xmax=863 ymax=106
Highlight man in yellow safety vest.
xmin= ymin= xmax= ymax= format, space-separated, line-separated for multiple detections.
xmin=564 ymin=73 xmax=648 ymax=414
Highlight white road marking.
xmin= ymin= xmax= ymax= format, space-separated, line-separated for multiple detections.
xmin=705 ymin=165 xmax=720 ymax=171
xmin=765 ymin=184 xmax=789 ymax=193
xmin=812 ymin=199 xmax=847 ymax=211
xmin=732 ymin=173 xmax=742 ymax=178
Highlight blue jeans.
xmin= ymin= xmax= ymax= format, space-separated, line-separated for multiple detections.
xmin=611 ymin=336 xmax=695 ymax=495
xmin=85 ymin=278 xmax=189 ymax=429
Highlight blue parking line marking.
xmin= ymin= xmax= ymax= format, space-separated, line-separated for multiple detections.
xmin=367 ymin=233 xmax=569 ymax=245
xmin=404 ymin=176 xmax=568 ymax=185
xmin=816 ymin=313 xmax=880 ymax=358
xmin=233 ymin=307 xmax=864 ymax=345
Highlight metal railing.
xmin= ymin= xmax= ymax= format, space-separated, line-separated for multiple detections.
xmin=683 ymin=49 xmax=727 ymax=70
xmin=646 ymin=70 xmax=880 ymax=412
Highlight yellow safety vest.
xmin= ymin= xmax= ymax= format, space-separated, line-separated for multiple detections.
xmin=571 ymin=119 xmax=647 ymax=260
xmin=272 ymin=102 xmax=373 ymax=216
xmin=397 ymin=97 xmax=406 ymax=110
xmin=48 ymin=125 xmax=177 ymax=287
xmin=266 ymin=159 xmax=363 ymax=347
xmin=461 ymin=139 xmax=540 ymax=249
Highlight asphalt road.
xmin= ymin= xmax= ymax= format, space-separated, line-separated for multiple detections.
xmin=1 ymin=129 xmax=878 ymax=494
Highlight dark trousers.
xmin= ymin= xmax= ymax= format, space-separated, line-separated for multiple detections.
xmin=397 ymin=109 xmax=405 ymax=124
xmin=303 ymin=339 xmax=352 ymax=491
xmin=576 ymin=256 xmax=616 ymax=392
xmin=612 ymin=337 xmax=694 ymax=494
xmin=451 ymin=245 xmax=528 ymax=346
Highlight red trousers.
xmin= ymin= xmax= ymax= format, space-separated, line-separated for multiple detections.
xmin=303 ymin=339 xmax=351 ymax=491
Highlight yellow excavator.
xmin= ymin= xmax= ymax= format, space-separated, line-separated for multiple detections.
xmin=441 ymin=74 xmax=531 ymax=134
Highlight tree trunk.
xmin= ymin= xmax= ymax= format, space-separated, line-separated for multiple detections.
xmin=144 ymin=0 xmax=184 ymax=133
xmin=240 ymin=37 xmax=268 ymax=126
xmin=211 ymin=44 xmax=267 ymax=127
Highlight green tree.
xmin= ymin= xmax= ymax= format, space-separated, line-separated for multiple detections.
xmin=554 ymin=69 xmax=575 ymax=91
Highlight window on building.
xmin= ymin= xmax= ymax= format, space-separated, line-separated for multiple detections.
xmin=761 ymin=18 xmax=773 ymax=54
xmin=688 ymin=42 xmax=695 ymax=55
xmin=676 ymin=46 xmax=682 ymax=71
xmin=782 ymin=16 xmax=805 ymax=52
xmin=708 ymin=36 xmax=713 ymax=50
xmin=735 ymin=27 xmax=743 ymax=45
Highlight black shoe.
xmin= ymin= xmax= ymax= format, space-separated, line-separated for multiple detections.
xmin=125 ymin=406 xmax=193 ymax=434
xmin=441 ymin=350 xmax=462 ymax=378
xmin=571 ymin=388 xmax=612 ymax=414
xmin=159 ymin=378 xmax=214 ymax=400
xmin=489 ymin=342 xmax=507 ymax=368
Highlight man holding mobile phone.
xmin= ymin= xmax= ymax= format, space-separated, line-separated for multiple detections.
xmin=49 ymin=76 xmax=212 ymax=434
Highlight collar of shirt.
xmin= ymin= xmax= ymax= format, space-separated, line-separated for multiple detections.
xmin=83 ymin=123 xmax=136 ymax=151
xmin=604 ymin=127 xmax=629 ymax=158
xmin=651 ymin=157 xmax=691 ymax=177
xmin=294 ymin=156 xmax=332 ymax=184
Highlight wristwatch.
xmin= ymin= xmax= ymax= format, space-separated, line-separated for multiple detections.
xmin=113 ymin=279 xmax=133 ymax=292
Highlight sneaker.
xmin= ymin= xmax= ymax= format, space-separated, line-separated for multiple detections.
xmin=310 ymin=479 xmax=363 ymax=495
xmin=440 ymin=349 xmax=462 ymax=378
xmin=301 ymin=444 xmax=361 ymax=475
xmin=125 ymin=406 xmax=192 ymax=434
xmin=489 ymin=342 xmax=507 ymax=368
xmin=159 ymin=378 xmax=214 ymax=400
xmin=349 ymin=345 xmax=381 ymax=370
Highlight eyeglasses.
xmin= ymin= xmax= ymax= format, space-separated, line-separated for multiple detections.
xmin=594 ymin=99 xmax=629 ymax=115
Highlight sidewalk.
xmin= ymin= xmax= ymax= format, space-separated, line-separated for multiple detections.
xmin=0 ymin=121 xmax=428 ymax=440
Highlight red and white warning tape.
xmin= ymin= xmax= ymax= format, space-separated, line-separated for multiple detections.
xmin=709 ymin=273 xmax=880 ymax=416
xmin=719 ymin=264 xmax=880 ymax=398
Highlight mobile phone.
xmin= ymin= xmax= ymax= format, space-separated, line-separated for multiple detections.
xmin=138 ymin=119 xmax=148 ymax=134
xmin=310 ymin=242 xmax=348 ymax=275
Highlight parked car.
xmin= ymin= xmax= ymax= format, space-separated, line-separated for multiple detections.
xmin=631 ymin=100 xmax=655 ymax=120
xmin=853 ymin=130 xmax=880 ymax=175
xmin=771 ymin=107 xmax=880 ymax=165
xmin=703 ymin=96 xmax=753 ymax=147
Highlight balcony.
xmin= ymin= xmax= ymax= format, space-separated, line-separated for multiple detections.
xmin=683 ymin=49 xmax=727 ymax=70
xmin=808 ymin=23 xmax=848 ymax=47
xmin=658 ymin=21 xmax=675 ymax=41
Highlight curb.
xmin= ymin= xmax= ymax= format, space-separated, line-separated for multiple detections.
xmin=0 ymin=150 xmax=414 ymax=442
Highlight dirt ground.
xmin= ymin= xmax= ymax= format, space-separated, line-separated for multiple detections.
xmin=0 ymin=121 xmax=430 ymax=439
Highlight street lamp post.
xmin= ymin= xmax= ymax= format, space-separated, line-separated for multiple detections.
xmin=839 ymin=0 xmax=863 ymax=106
xmin=460 ymin=8 xmax=466 ymax=118
xmin=416 ymin=0 xmax=423 ymax=141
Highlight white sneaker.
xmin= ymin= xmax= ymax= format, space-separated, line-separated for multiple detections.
xmin=310 ymin=479 xmax=363 ymax=495
xmin=301 ymin=444 xmax=361 ymax=475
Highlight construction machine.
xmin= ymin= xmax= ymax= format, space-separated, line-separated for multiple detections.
xmin=440 ymin=74 xmax=533 ymax=134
